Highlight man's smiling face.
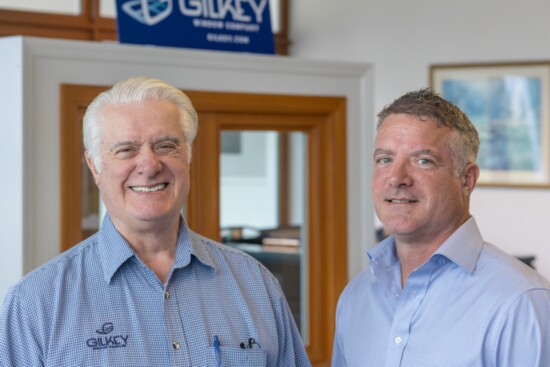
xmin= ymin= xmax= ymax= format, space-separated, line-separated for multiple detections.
xmin=372 ymin=113 xmax=471 ymax=245
xmin=86 ymin=99 xmax=189 ymax=231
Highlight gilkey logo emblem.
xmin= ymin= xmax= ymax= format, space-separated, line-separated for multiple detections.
xmin=122 ymin=0 xmax=173 ymax=26
xmin=96 ymin=322 xmax=115 ymax=335
xmin=87 ymin=322 xmax=129 ymax=350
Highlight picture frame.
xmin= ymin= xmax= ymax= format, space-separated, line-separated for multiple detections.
xmin=430 ymin=62 xmax=550 ymax=188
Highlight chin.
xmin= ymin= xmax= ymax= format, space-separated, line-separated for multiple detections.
xmin=382 ymin=221 xmax=418 ymax=237
xmin=132 ymin=208 xmax=179 ymax=223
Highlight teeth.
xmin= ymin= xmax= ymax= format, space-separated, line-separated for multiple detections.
xmin=390 ymin=199 xmax=414 ymax=203
xmin=131 ymin=184 xmax=167 ymax=192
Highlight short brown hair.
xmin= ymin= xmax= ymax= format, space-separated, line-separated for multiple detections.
xmin=377 ymin=88 xmax=479 ymax=175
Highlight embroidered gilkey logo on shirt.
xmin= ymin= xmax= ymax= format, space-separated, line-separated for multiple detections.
xmin=86 ymin=322 xmax=129 ymax=350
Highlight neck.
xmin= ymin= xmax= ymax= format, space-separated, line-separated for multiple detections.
xmin=113 ymin=216 xmax=180 ymax=284
xmin=396 ymin=242 xmax=440 ymax=287
xmin=394 ymin=215 xmax=471 ymax=286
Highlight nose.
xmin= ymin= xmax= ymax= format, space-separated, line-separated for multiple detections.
xmin=388 ymin=160 xmax=413 ymax=188
xmin=136 ymin=146 xmax=162 ymax=177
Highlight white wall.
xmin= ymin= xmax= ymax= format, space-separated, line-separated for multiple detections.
xmin=290 ymin=0 xmax=550 ymax=280
xmin=0 ymin=39 xmax=25 ymax=299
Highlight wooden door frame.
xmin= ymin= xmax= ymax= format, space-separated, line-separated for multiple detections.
xmin=60 ymin=86 xmax=348 ymax=366
xmin=60 ymin=85 xmax=109 ymax=249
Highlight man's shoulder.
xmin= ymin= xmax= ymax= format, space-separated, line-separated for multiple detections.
xmin=9 ymin=234 xmax=100 ymax=296
xmin=479 ymin=242 xmax=550 ymax=291
xmin=188 ymin=230 xmax=281 ymax=285
xmin=190 ymin=231 xmax=265 ymax=264
xmin=338 ymin=265 xmax=375 ymax=304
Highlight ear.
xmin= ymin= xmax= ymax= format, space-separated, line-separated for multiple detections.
xmin=462 ymin=162 xmax=479 ymax=195
xmin=85 ymin=151 xmax=101 ymax=187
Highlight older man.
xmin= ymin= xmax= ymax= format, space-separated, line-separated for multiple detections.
xmin=332 ymin=89 xmax=550 ymax=366
xmin=0 ymin=77 xmax=311 ymax=367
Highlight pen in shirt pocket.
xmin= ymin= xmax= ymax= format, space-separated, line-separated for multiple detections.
xmin=214 ymin=335 xmax=221 ymax=367
xmin=240 ymin=337 xmax=261 ymax=349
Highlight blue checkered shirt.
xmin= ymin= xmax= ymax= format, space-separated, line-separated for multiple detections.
xmin=0 ymin=214 xmax=311 ymax=366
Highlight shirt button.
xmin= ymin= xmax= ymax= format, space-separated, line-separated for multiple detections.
xmin=164 ymin=290 xmax=170 ymax=300
xmin=172 ymin=341 xmax=180 ymax=349
xmin=395 ymin=336 xmax=402 ymax=344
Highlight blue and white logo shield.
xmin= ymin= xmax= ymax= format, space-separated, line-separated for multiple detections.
xmin=122 ymin=0 xmax=172 ymax=26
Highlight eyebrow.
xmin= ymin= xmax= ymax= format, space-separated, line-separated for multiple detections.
xmin=109 ymin=140 xmax=139 ymax=152
xmin=373 ymin=148 xmax=393 ymax=157
xmin=410 ymin=149 xmax=436 ymax=157
xmin=109 ymin=135 xmax=182 ymax=151
xmin=154 ymin=135 xmax=181 ymax=146
xmin=373 ymin=148 xmax=439 ymax=158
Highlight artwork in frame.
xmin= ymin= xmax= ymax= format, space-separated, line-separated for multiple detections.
xmin=430 ymin=62 xmax=550 ymax=188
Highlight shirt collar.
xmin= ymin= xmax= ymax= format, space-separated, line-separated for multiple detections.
xmin=434 ymin=216 xmax=483 ymax=274
xmin=173 ymin=223 xmax=217 ymax=271
xmin=368 ymin=235 xmax=399 ymax=275
xmin=98 ymin=214 xmax=217 ymax=284
xmin=368 ymin=217 xmax=484 ymax=275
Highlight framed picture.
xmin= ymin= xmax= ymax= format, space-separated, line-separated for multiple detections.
xmin=430 ymin=62 xmax=550 ymax=188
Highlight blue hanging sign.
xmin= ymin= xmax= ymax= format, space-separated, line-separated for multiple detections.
xmin=115 ymin=0 xmax=275 ymax=54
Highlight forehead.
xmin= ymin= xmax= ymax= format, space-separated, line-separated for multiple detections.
xmin=375 ymin=113 xmax=453 ymax=149
xmin=99 ymin=100 xmax=182 ymax=140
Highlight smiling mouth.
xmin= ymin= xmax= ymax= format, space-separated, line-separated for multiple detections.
xmin=387 ymin=199 xmax=418 ymax=203
xmin=130 ymin=183 xmax=168 ymax=192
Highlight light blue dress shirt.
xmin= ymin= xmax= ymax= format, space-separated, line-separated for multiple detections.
xmin=0 ymin=214 xmax=311 ymax=367
xmin=332 ymin=217 xmax=550 ymax=367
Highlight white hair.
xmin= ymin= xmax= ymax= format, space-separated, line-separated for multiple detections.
xmin=83 ymin=76 xmax=198 ymax=171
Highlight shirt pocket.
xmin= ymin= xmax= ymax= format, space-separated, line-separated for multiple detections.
xmin=205 ymin=346 xmax=267 ymax=367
